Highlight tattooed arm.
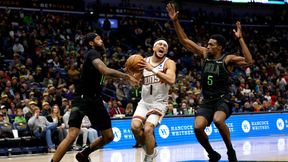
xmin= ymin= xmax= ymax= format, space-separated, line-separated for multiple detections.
xmin=92 ymin=58 xmax=139 ymax=85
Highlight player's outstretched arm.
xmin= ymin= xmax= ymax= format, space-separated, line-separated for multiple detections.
xmin=92 ymin=58 xmax=139 ymax=86
xmin=225 ymin=55 xmax=250 ymax=67
xmin=233 ymin=21 xmax=253 ymax=65
xmin=166 ymin=3 xmax=206 ymax=58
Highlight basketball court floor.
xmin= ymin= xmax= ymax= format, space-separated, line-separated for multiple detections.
xmin=1 ymin=135 xmax=287 ymax=162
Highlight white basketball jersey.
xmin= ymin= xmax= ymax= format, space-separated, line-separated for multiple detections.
xmin=141 ymin=57 xmax=170 ymax=103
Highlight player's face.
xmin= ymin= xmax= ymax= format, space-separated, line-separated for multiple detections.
xmin=207 ymin=39 xmax=221 ymax=56
xmin=93 ymin=35 xmax=104 ymax=47
xmin=153 ymin=42 xmax=168 ymax=59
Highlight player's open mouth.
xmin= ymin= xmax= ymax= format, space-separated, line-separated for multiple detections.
xmin=159 ymin=50 xmax=164 ymax=53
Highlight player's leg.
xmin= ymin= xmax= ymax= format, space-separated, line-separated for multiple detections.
xmin=51 ymin=106 xmax=83 ymax=162
xmin=143 ymin=119 xmax=157 ymax=155
xmin=213 ymin=111 xmax=231 ymax=148
xmin=194 ymin=106 xmax=221 ymax=161
xmin=76 ymin=101 xmax=113 ymax=162
xmin=52 ymin=127 xmax=80 ymax=162
xmin=90 ymin=128 xmax=114 ymax=148
xmin=131 ymin=102 xmax=147 ymax=146
xmin=143 ymin=107 xmax=164 ymax=162
xmin=131 ymin=119 xmax=145 ymax=146
xmin=214 ymin=101 xmax=237 ymax=162
xmin=76 ymin=128 xmax=114 ymax=162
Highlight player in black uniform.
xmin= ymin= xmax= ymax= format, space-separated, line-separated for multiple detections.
xmin=50 ymin=33 xmax=139 ymax=162
xmin=167 ymin=4 xmax=253 ymax=162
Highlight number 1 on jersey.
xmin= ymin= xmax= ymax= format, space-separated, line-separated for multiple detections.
xmin=150 ymin=85 xmax=153 ymax=95
xmin=207 ymin=75 xmax=213 ymax=85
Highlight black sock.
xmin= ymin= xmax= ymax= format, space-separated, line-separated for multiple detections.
xmin=81 ymin=145 xmax=92 ymax=157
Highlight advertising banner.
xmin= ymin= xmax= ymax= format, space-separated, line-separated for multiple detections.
xmin=106 ymin=113 xmax=288 ymax=149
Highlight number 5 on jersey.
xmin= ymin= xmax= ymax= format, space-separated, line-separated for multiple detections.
xmin=208 ymin=75 xmax=213 ymax=85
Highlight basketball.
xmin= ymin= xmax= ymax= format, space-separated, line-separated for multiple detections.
xmin=125 ymin=54 xmax=144 ymax=73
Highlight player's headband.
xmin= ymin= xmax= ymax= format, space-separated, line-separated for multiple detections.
xmin=153 ymin=40 xmax=168 ymax=48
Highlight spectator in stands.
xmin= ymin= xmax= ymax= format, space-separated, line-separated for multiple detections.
xmin=13 ymin=108 xmax=29 ymax=137
xmin=103 ymin=15 xmax=111 ymax=38
xmin=166 ymin=102 xmax=174 ymax=116
xmin=19 ymin=83 xmax=29 ymax=99
xmin=42 ymin=92 xmax=49 ymax=102
xmin=0 ymin=113 xmax=13 ymax=138
xmin=14 ymin=108 xmax=26 ymax=123
xmin=0 ymin=105 xmax=10 ymax=123
xmin=47 ymin=85 xmax=62 ymax=107
xmin=243 ymin=101 xmax=253 ymax=112
xmin=12 ymin=38 xmax=25 ymax=55
xmin=46 ymin=104 xmax=67 ymax=145
xmin=1 ymin=94 xmax=10 ymax=109
xmin=264 ymin=91 xmax=272 ymax=102
xmin=28 ymin=107 xmax=57 ymax=153
xmin=13 ymin=92 xmax=22 ymax=107
xmin=28 ymin=100 xmax=37 ymax=110
xmin=262 ymin=99 xmax=274 ymax=112
xmin=81 ymin=116 xmax=98 ymax=144
xmin=60 ymin=98 xmax=69 ymax=116
xmin=109 ymin=100 xmax=126 ymax=118
xmin=125 ymin=102 xmax=134 ymax=117
xmin=22 ymin=99 xmax=32 ymax=119
xmin=41 ymin=101 xmax=51 ymax=117
xmin=5 ymin=80 xmax=15 ymax=99
xmin=29 ymin=91 xmax=37 ymax=102
xmin=67 ymin=64 xmax=80 ymax=84
xmin=9 ymin=101 xmax=16 ymax=115
xmin=275 ymin=96 xmax=285 ymax=111
xmin=178 ymin=100 xmax=192 ymax=115
xmin=63 ymin=84 xmax=75 ymax=100
xmin=252 ymin=101 xmax=262 ymax=112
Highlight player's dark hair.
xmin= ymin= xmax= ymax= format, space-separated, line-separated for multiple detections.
xmin=153 ymin=38 xmax=168 ymax=44
xmin=83 ymin=32 xmax=98 ymax=47
xmin=210 ymin=34 xmax=226 ymax=50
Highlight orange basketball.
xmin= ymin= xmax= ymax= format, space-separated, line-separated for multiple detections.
xmin=125 ymin=54 xmax=144 ymax=73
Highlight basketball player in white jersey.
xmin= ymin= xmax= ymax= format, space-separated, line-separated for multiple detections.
xmin=131 ymin=38 xmax=176 ymax=162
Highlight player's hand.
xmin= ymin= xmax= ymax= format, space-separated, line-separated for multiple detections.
xmin=166 ymin=3 xmax=179 ymax=21
xmin=133 ymin=71 xmax=143 ymax=82
xmin=138 ymin=59 xmax=153 ymax=71
xmin=233 ymin=21 xmax=243 ymax=40
xmin=127 ymin=74 xmax=140 ymax=87
xmin=123 ymin=67 xmax=132 ymax=75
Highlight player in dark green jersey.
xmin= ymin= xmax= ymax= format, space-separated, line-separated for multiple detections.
xmin=50 ymin=33 xmax=139 ymax=162
xmin=167 ymin=3 xmax=253 ymax=162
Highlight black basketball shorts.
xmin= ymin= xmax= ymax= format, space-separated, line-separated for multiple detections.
xmin=195 ymin=96 xmax=233 ymax=125
xmin=68 ymin=95 xmax=111 ymax=130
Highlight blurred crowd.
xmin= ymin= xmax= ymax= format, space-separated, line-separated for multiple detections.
xmin=0 ymin=3 xmax=287 ymax=149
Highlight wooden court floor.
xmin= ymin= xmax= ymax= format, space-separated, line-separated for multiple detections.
xmin=0 ymin=135 xmax=287 ymax=162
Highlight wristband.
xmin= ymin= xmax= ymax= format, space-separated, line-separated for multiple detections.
xmin=152 ymin=68 xmax=160 ymax=74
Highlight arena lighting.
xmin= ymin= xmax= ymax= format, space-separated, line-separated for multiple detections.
xmin=214 ymin=0 xmax=286 ymax=4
